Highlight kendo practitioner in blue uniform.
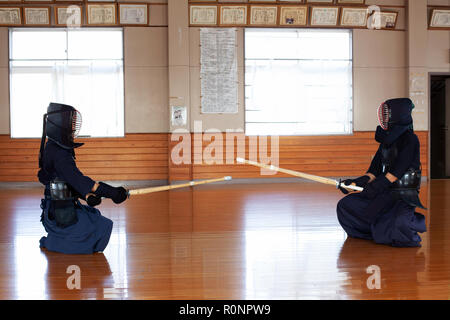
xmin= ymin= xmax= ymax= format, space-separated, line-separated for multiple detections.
xmin=336 ymin=98 xmax=427 ymax=247
xmin=38 ymin=102 xmax=128 ymax=254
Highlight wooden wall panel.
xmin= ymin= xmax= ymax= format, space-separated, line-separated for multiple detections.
xmin=0 ymin=132 xmax=429 ymax=182
xmin=169 ymin=132 xmax=429 ymax=180
xmin=168 ymin=134 xmax=192 ymax=182
xmin=0 ymin=134 xmax=169 ymax=182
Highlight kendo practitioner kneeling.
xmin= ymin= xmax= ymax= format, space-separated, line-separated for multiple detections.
xmin=38 ymin=102 xmax=128 ymax=254
xmin=337 ymin=98 xmax=427 ymax=247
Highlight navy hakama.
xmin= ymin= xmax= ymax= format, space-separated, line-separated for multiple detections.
xmin=40 ymin=198 xmax=113 ymax=254
xmin=337 ymin=193 xmax=426 ymax=247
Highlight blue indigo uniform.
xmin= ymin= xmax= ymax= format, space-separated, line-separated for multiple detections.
xmin=337 ymin=98 xmax=426 ymax=248
xmin=38 ymin=140 xmax=113 ymax=254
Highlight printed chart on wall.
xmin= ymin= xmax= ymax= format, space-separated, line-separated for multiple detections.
xmin=200 ymin=28 xmax=238 ymax=114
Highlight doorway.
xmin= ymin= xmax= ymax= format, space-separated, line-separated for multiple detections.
xmin=430 ymin=75 xmax=450 ymax=179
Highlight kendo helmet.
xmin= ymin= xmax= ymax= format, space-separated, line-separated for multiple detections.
xmin=45 ymin=102 xmax=83 ymax=149
xmin=377 ymin=98 xmax=414 ymax=131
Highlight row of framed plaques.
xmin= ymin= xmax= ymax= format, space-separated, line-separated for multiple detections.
xmin=0 ymin=3 xmax=149 ymax=26
xmin=0 ymin=1 xmax=127 ymax=2
xmin=190 ymin=5 xmax=398 ymax=29
xmin=189 ymin=1 xmax=367 ymax=3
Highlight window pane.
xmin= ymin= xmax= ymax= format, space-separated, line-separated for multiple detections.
xmin=62 ymin=61 xmax=124 ymax=137
xmin=10 ymin=66 xmax=55 ymax=138
xmin=10 ymin=29 xmax=67 ymax=60
xmin=68 ymin=29 xmax=123 ymax=60
xmin=10 ymin=28 xmax=124 ymax=138
xmin=245 ymin=29 xmax=353 ymax=136
xmin=245 ymin=29 xmax=351 ymax=60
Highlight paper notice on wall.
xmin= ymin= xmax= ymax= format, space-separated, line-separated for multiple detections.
xmin=200 ymin=28 xmax=238 ymax=114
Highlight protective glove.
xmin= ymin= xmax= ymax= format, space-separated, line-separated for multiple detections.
xmin=338 ymin=175 xmax=370 ymax=194
xmin=95 ymin=182 xmax=128 ymax=204
xmin=360 ymin=175 xmax=392 ymax=200
xmin=86 ymin=194 xmax=102 ymax=207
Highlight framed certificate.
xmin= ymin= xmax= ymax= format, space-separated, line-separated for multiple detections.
xmin=368 ymin=11 xmax=398 ymax=30
xmin=337 ymin=0 xmax=366 ymax=4
xmin=190 ymin=5 xmax=217 ymax=25
xmin=310 ymin=6 xmax=339 ymax=26
xmin=0 ymin=7 xmax=22 ymax=26
xmin=380 ymin=11 xmax=398 ymax=29
xmin=86 ymin=3 xmax=117 ymax=26
xmin=23 ymin=0 xmax=53 ymax=2
xmin=306 ymin=0 xmax=334 ymax=3
xmin=118 ymin=3 xmax=148 ymax=26
xmin=249 ymin=6 xmax=278 ymax=26
xmin=219 ymin=5 xmax=247 ymax=26
xmin=430 ymin=9 xmax=450 ymax=28
xmin=280 ymin=6 xmax=308 ymax=26
xmin=24 ymin=7 xmax=51 ymax=26
xmin=340 ymin=7 xmax=368 ymax=27
xmin=55 ymin=5 xmax=82 ymax=27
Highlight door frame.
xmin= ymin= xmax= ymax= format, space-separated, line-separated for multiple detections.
xmin=429 ymin=72 xmax=450 ymax=179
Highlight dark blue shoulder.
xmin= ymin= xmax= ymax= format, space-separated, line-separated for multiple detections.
xmin=398 ymin=131 xmax=420 ymax=153
xmin=400 ymin=130 xmax=419 ymax=144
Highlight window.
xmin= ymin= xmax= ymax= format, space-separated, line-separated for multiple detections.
xmin=245 ymin=29 xmax=353 ymax=136
xmin=9 ymin=28 xmax=124 ymax=138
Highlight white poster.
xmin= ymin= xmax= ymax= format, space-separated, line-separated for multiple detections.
xmin=200 ymin=28 xmax=238 ymax=114
xmin=171 ymin=106 xmax=187 ymax=126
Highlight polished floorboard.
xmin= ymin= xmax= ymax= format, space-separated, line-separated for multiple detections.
xmin=0 ymin=180 xmax=448 ymax=300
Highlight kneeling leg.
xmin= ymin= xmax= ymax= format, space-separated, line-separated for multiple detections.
xmin=337 ymin=194 xmax=373 ymax=240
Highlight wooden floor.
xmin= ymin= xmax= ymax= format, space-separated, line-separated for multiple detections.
xmin=0 ymin=179 xmax=448 ymax=300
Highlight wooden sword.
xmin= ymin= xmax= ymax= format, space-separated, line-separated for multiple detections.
xmin=127 ymin=176 xmax=233 ymax=197
xmin=236 ymin=158 xmax=363 ymax=192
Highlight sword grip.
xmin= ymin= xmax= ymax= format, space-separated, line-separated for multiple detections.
xmin=337 ymin=181 xmax=363 ymax=192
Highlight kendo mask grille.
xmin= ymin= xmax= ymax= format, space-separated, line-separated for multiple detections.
xmin=377 ymin=102 xmax=390 ymax=130
xmin=72 ymin=110 xmax=82 ymax=138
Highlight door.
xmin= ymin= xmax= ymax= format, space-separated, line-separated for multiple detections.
xmin=446 ymin=79 xmax=450 ymax=177
xmin=430 ymin=75 xmax=448 ymax=179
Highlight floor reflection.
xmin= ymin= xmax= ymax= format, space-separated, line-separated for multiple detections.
xmin=14 ymin=236 xmax=48 ymax=299
xmin=41 ymin=250 xmax=113 ymax=300
xmin=336 ymin=238 xmax=426 ymax=299
xmin=3 ymin=180 xmax=450 ymax=299
xmin=103 ymin=205 xmax=128 ymax=299
xmin=244 ymin=229 xmax=347 ymax=300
